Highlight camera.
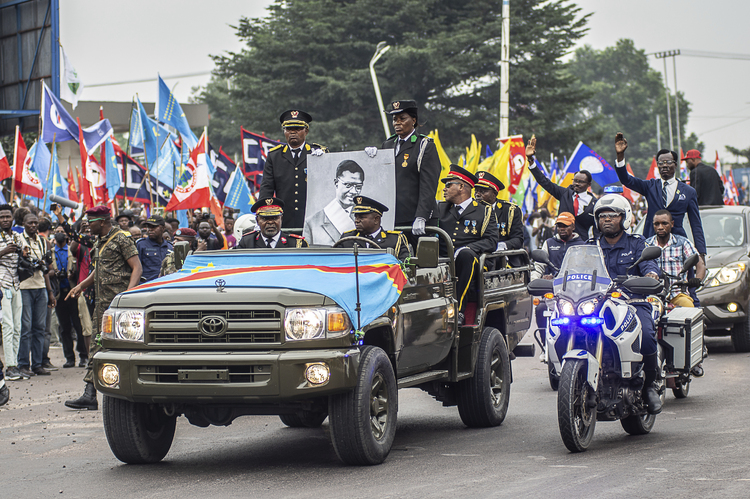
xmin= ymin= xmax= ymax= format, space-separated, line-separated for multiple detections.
xmin=202 ymin=212 xmax=210 ymax=220
xmin=27 ymin=258 xmax=49 ymax=274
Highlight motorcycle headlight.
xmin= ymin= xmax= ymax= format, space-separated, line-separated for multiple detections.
xmin=706 ymin=262 xmax=746 ymax=287
xmin=558 ymin=299 xmax=575 ymax=316
xmin=284 ymin=306 xmax=351 ymax=341
xmin=102 ymin=308 xmax=145 ymax=343
xmin=577 ymin=299 xmax=598 ymax=316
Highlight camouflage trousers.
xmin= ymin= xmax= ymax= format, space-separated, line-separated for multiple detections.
xmin=83 ymin=300 xmax=110 ymax=384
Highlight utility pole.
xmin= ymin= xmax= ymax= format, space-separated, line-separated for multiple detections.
xmin=499 ymin=0 xmax=510 ymax=138
xmin=654 ymin=50 xmax=680 ymax=152
xmin=369 ymin=42 xmax=391 ymax=139
xmin=656 ymin=115 xmax=661 ymax=151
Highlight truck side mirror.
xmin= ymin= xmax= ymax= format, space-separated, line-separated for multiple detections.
xmin=173 ymin=241 xmax=190 ymax=270
xmin=411 ymin=237 xmax=438 ymax=268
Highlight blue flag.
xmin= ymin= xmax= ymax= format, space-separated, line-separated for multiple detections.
xmin=43 ymin=143 xmax=67 ymax=212
xmin=136 ymin=97 xmax=159 ymax=169
xmin=158 ymin=75 xmax=199 ymax=150
xmin=151 ymin=138 xmax=181 ymax=189
xmin=175 ymin=209 xmax=189 ymax=229
xmin=29 ymin=140 xmax=51 ymax=187
xmin=41 ymin=82 xmax=113 ymax=152
xmin=105 ymin=137 xmax=121 ymax=200
xmin=209 ymin=144 xmax=238 ymax=205
xmin=241 ymin=127 xmax=281 ymax=189
xmin=224 ymin=168 xmax=255 ymax=215
xmin=567 ymin=142 xmax=619 ymax=187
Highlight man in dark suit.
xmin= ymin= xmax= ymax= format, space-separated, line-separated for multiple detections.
xmin=525 ymin=136 xmax=596 ymax=240
xmin=614 ymin=132 xmax=707 ymax=255
xmin=473 ymin=170 xmax=524 ymax=267
xmin=258 ymin=110 xmax=327 ymax=229
xmin=303 ymin=160 xmax=363 ymax=246
xmin=437 ymin=166 xmax=498 ymax=325
xmin=380 ymin=100 xmax=441 ymax=239
xmin=337 ymin=196 xmax=410 ymax=260
xmin=685 ymin=149 xmax=725 ymax=206
xmin=236 ymin=198 xmax=308 ymax=249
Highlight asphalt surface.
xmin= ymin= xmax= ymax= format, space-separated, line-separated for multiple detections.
xmin=2 ymin=335 xmax=748 ymax=498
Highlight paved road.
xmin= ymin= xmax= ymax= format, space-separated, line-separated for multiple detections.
xmin=2 ymin=336 xmax=748 ymax=498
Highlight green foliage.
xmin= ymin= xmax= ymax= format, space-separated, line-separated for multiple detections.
xmin=199 ymin=0 xmax=592 ymax=160
xmin=567 ymin=39 xmax=697 ymax=178
xmin=726 ymin=145 xmax=750 ymax=165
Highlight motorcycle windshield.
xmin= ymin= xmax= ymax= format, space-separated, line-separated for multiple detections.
xmin=553 ymin=245 xmax=612 ymax=302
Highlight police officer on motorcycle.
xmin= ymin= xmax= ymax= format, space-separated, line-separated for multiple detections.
xmin=592 ymin=194 xmax=663 ymax=414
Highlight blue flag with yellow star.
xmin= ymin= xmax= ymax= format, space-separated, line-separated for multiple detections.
xmin=43 ymin=143 xmax=68 ymax=212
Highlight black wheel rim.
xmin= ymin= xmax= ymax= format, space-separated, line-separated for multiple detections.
xmin=573 ymin=369 xmax=595 ymax=437
xmin=490 ymin=350 xmax=505 ymax=407
xmin=370 ymin=373 xmax=389 ymax=440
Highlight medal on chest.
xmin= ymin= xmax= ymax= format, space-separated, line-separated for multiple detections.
xmin=500 ymin=222 xmax=507 ymax=236
xmin=471 ymin=220 xmax=477 ymax=235
xmin=464 ymin=220 xmax=470 ymax=233
xmin=402 ymin=153 xmax=409 ymax=168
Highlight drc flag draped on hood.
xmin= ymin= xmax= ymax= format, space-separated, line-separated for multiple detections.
xmin=123 ymin=252 xmax=407 ymax=327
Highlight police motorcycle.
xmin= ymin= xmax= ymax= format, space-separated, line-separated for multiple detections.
xmin=528 ymin=243 xmax=664 ymax=452
xmin=531 ymin=258 xmax=562 ymax=391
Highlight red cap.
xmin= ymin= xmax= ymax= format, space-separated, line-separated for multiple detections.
xmin=683 ymin=149 xmax=701 ymax=160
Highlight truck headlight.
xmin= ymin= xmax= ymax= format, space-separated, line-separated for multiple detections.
xmin=284 ymin=307 xmax=351 ymax=341
xmin=102 ymin=308 xmax=145 ymax=343
xmin=706 ymin=262 xmax=746 ymax=287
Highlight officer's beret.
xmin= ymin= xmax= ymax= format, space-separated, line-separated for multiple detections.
xmin=279 ymin=110 xmax=312 ymax=129
xmin=85 ymin=205 xmax=111 ymax=220
xmin=475 ymin=170 xmax=505 ymax=192
xmin=175 ymin=228 xmax=196 ymax=237
xmin=441 ymin=165 xmax=477 ymax=188
xmin=352 ymin=196 xmax=389 ymax=216
xmin=252 ymin=197 xmax=285 ymax=217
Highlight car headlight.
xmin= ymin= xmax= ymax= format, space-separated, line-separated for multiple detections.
xmin=284 ymin=306 xmax=351 ymax=341
xmin=558 ymin=299 xmax=575 ymax=316
xmin=706 ymin=262 xmax=746 ymax=287
xmin=102 ymin=308 xmax=145 ymax=343
xmin=577 ymin=299 xmax=598 ymax=316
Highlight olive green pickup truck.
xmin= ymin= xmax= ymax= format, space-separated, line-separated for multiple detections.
xmin=93 ymin=228 xmax=533 ymax=465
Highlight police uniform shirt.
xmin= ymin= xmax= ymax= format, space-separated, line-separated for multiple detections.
xmin=236 ymin=230 xmax=308 ymax=249
xmin=338 ymin=228 xmax=410 ymax=260
xmin=258 ymin=142 xmax=326 ymax=229
xmin=437 ymin=199 xmax=498 ymax=257
xmin=382 ymin=133 xmax=441 ymax=225
xmin=136 ymin=237 xmax=173 ymax=282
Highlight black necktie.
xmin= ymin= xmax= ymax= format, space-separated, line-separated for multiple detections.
xmin=266 ymin=238 xmax=274 ymax=248
xmin=292 ymin=148 xmax=301 ymax=161
xmin=662 ymin=180 xmax=669 ymax=207
xmin=396 ymin=139 xmax=405 ymax=155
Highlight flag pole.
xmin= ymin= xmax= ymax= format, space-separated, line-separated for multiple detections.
xmin=126 ymin=97 xmax=134 ymax=156
xmin=10 ymin=126 xmax=18 ymax=205
xmin=43 ymin=133 xmax=56 ymax=210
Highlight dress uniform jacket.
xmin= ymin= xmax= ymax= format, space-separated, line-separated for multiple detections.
xmin=338 ymin=229 xmax=410 ymax=260
xmin=258 ymin=142 xmax=326 ymax=229
xmin=437 ymin=200 xmax=498 ymax=256
xmin=529 ymin=165 xmax=595 ymax=240
xmin=688 ymin=163 xmax=725 ymax=206
xmin=381 ymin=133 xmax=441 ymax=225
xmin=494 ymin=200 xmax=525 ymax=267
xmin=236 ymin=230 xmax=308 ymax=249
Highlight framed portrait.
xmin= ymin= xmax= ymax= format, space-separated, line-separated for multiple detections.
xmin=303 ymin=150 xmax=395 ymax=246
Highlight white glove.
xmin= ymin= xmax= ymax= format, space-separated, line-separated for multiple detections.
xmin=310 ymin=148 xmax=324 ymax=157
xmin=496 ymin=242 xmax=507 ymax=251
xmin=364 ymin=147 xmax=378 ymax=158
xmin=412 ymin=217 xmax=426 ymax=236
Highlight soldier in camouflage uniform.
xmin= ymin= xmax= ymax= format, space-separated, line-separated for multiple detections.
xmin=64 ymin=205 xmax=142 ymax=410
xmin=159 ymin=228 xmax=197 ymax=277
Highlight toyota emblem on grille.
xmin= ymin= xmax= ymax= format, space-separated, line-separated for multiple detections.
xmin=198 ymin=316 xmax=228 ymax=337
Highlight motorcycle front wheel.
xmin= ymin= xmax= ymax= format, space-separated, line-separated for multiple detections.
xmin=557 ymin=359 xmax=597 ymax=452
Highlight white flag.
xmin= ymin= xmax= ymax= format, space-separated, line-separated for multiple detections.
xmin=60 ymin=47 xmax=83 ymax=109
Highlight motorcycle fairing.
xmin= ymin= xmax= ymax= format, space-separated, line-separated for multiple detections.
xmin=562 ymin=349 xmax=600 ymax=391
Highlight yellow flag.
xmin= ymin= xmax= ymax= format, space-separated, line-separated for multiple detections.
xmin=465 ymin=134 xmax=481 ymax=173
xmin=428 ymin=130 xmax=453 ymax=200
xmin=482 ymin=140 xmax=511 ymax=201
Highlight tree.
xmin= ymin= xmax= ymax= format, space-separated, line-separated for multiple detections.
xmin=726 ymin=145 xmax=750 ymax=166
xmin=199 ymin=0 xmax=592 ymax=160
xmin=567 ymin=39 xmax=700 ymax=178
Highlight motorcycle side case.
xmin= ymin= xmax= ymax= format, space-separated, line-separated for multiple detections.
xmin=658 ymin=307 xmax=704 ymax=372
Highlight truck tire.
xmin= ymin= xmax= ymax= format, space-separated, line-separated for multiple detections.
xmin=456 ymin=327 xmax=511 ymax=428
xmin=103 ymin=396 xmax=176 ymax=464
xmin=558 ymin=359 xmax=596 ymax=452
xmin=730 ymin=318 xmax=750 ymax=352
xmin=279 ymin=411 xmax=328 ymax=428
xmin=328 ymin=346 xmax=397 ymax=465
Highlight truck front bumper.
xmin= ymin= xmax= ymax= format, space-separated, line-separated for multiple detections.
xmin=92 ymin=348 xmax=361 ymax=404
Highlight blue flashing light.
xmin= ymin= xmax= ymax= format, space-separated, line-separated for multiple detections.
xmin=551 ymin=317 xmax=571 ymax=327
xmin=580 ymin=316 xmax=605 ymax=327
xmin=604 ymin=185 xmax=624 ymax=194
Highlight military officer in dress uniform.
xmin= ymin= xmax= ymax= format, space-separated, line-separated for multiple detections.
xmin=258 ymin=110 xmax=328 ymax=229
xmin=337 ymin=196 xmax=410 ymax=260
xmin=438 ymin=166 xmax=498 ymax=325
xmin=379 ymin=100 xmax=441 ymax=241
xmin=473 ymin=170 xmax=525 ymax=267
xmin=236 ymin=198 xmax=308 ymax=249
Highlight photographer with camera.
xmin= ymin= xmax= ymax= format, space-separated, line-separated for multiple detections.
xmin=17 ymin=213 xmax=57 ymax=377
xmin=0 ymin=204 xmax=26 ymax=381
xmin=53 ymin=230 xmax=86 ymax=368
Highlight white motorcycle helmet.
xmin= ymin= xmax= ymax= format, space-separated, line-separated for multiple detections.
xmin=593 ymin=194 xmax=633 ymax=233
xmin=233 ymin=213 xmax=257 ymax=242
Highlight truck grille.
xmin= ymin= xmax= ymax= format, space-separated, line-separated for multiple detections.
xmin=138 ymin=364 xmax=272 ymax=384
xmin=147 ymin=309 xmax=282 ymax=344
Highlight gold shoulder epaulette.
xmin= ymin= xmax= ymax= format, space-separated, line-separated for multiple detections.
xmin=269 ymin=144 xmax=283 ymax=153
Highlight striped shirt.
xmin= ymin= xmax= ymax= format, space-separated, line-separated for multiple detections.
xmin=646 ymin=233 xmax=698 ymax=299
xmin=0 ymin=230 xmax=22 ymax=290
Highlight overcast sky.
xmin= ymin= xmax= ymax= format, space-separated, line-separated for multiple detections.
xmin=60 ymin=0 xmax=750 ymax=162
